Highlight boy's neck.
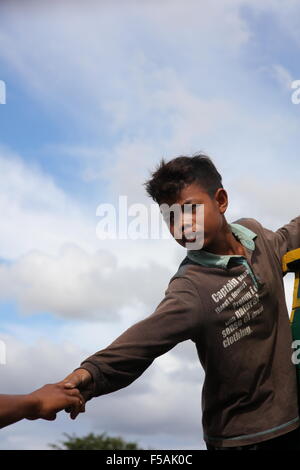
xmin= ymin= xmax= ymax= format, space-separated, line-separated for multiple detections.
xmin=204 ymin=219 xmax=246 ymax=257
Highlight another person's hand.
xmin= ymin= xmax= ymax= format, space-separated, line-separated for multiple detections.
xmin=25 ymin=382 xmax=85 ymax=421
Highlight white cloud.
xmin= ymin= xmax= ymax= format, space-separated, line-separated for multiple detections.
xmin=0 ymin=146 xmax=97 ymax=258
xmin=0 ymin=0 xmax=252 ymax=112
xmin=0 ymin=144 xmax=189 ymax=266
xmin=230 ymin=178 xmax=299 ymax=227
xmin=0 ymin=242 xmax=174 ymax=320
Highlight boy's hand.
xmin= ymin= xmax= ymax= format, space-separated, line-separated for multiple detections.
xmin=60 ymin=368 xmax=94 ymax=419
xmin=62 ymin=368 xmax=93 ymax=391
xmin=25 ymin=383 xmax=85 ymax=421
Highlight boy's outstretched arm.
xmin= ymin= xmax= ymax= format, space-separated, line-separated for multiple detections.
xmin=0 ymin=382 xmax=84 ymax=429
xmin=61 ymin=276 xmax=202 ymax=419
xmin=260 ymin=215 xmax=300 ymax=268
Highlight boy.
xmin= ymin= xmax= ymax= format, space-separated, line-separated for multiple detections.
xmin=61 ymin=154 xmax=300 ymax=450
xmin=0 ymin=382 xmax=84 ymax=428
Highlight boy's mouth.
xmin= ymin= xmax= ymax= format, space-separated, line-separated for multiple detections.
xmin=183 ymin=231 xmax=197 ymax=242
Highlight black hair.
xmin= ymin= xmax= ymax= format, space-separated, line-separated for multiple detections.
xmin=143 ymin=152 xmax=223 ymax=205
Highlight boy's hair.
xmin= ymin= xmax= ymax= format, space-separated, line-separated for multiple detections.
xmin=143 ymin=153 xmax=223 ymax=205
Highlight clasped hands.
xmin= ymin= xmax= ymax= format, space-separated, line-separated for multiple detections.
xmin=25 ymin=368 xmax=93 ymax=422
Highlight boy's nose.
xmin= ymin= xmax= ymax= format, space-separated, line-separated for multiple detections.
xmin=182 ymin=224 xmax=197 ymax=239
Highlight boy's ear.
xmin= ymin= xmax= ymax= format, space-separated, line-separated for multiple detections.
xmin=215 ymin=188 xmax=228 ymax=213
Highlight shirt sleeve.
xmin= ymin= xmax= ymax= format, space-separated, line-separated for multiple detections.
xmin=75 ymin=276 xmax=202 ymax=401
xmin=260 ymin=216 xmax=300 ymax=268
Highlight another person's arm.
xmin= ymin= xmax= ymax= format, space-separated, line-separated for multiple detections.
xmin=0 ymin=382 xmax=84 ymax=429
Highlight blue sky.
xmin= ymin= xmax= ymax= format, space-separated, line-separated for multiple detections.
xmin=0 ymin=0 xmax=299 ymax=450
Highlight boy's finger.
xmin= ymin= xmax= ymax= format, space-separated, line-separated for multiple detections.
xmin=70 ymin=400 xmax=85 ymax=419
xmin=67 ymin=388 xmax=85 ymax=401
xmin=63 ymin=382 xmax=76 ymax=389
xmin=79 ymin=403 xmax=85 ymax=413
xmin=68 ymin=397 xmax=85 ymax=419
xmin=45 ymin=413 xmax=57 ymax=421
xmin=70 ymin=409 xmax=80 ymax=420
xmin=66 ymin=400 xmax=85 ymax=416
xmin=65 ymin=390 xmax=85 ymax=411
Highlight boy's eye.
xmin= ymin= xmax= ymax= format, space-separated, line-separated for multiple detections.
xmin=161 ymin=210 xmax=175 ymax=225
xmin=183 ymin=204 xmax=197 ymax=213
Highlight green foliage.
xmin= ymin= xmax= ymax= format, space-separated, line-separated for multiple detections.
xmin=50 ymin=432 xmax=144 ymax=450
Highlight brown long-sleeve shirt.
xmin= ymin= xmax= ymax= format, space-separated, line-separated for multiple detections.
xmin=77 ymin=216 xmax=300 ymax=448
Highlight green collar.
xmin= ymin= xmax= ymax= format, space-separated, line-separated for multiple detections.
xmin=187 ymin=223 xmax=257 ymax=269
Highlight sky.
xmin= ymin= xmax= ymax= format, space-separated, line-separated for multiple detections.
xmin=0 ymin=0 xmax=300 ymax=450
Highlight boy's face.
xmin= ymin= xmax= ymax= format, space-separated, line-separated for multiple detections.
xmin=161 ymin=182 xmax=228 ymax=249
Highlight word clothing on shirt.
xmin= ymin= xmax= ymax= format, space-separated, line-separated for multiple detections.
xmin=76 ymin=216 xmax=300 ymax=448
